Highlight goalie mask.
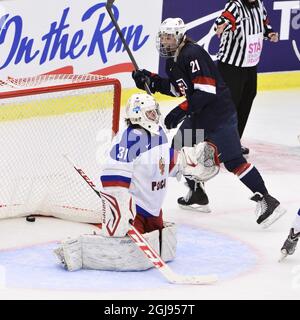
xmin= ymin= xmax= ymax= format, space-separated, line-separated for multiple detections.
xmin=125 ymin=93 xmax=161 ymax=135
xmin=156 ymin=18 xmax=187 ymax=58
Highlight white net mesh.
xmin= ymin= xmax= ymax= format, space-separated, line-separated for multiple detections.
xmin=0 ymin=74 xmax=121 ymax=223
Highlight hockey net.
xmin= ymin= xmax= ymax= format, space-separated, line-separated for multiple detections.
xmin=0 ymin=74 xmax=121 ymax=223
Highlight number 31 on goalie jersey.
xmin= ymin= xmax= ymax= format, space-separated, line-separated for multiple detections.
xmin=117 ymin=147 xmax=129 ymax=161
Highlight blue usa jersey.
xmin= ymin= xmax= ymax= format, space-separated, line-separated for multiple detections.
xmin=100 ymin=126 xmax=178 ymax=218
xmin=153 ymin=40 xmax=236 ymax=130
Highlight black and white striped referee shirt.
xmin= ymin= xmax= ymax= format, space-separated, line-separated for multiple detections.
xmin=216 ymin=0 xmax=274 ymax=67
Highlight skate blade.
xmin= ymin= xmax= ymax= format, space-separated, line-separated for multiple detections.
xmin=178 ymin=204 xmax=211 ymax=213
xmin=278 ymin=249 xmax=288 ymax=263
xmin=260 ymin=206 xmax=287 ymax=229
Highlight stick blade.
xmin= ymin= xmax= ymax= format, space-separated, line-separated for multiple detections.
xmin=162 ymin=266 xmax=218 ymax=285
xmin=171 ymin=274 xmax=218 ymax=285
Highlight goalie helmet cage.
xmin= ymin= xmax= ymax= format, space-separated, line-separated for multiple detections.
xmin=0 ymin=74 xmax=121 ymax=223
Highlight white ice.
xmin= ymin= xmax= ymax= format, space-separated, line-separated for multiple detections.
xmin=0 ymin=89 xmax=299 ymax=300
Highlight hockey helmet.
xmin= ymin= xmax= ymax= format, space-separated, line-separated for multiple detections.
xmin=156 ymin=18 xmax=187 ymax=58
xmin=125 ymin=93 xmax=160 ymax=135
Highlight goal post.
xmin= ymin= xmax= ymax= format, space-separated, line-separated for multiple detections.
xmin=0 ymin=74 xmax=121 ymax=223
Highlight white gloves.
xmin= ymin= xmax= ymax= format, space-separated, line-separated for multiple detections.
xmin=177 ymin=142 xmax=220 ymax=182
xmin=100 ymin=187 xmax=136 ymax=237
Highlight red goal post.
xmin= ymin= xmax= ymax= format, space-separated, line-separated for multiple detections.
xmin=0 ymin=74 xmax=121 ymax=223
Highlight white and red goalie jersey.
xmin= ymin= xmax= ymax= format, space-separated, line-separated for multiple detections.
xmin=100 ymin=126 xmax=177 ymax=220
xmin=100 ymin=125 xmax=219 ymax=236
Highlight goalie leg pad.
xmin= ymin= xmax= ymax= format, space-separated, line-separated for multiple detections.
xmin=54 ymin=222 xmax=178 ymax=271
xmin=81 ymin=231 xmax=160 ymax=271
xmin=54 ymin=233 xmax=159 ymax=271
xmin=54 ymin=238 xmax=82 ymax=271
xmin=161 ymin=222 xmax=177 ymax=262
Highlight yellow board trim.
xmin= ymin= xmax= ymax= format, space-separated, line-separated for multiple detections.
xmin=1 ymin=71 xmax=298 ymax=122
xmin=0 ymin=91 xmax=113 ymax=122
xmin=257 ymin=71 xmax=300 ymax=91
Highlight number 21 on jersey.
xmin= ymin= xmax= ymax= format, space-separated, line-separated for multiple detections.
xmin=190 ymin=59 xmax=200 ymax=73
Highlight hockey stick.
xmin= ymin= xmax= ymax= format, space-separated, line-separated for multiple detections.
xmin=63 ymin=154 xmax=218 ymax=285
xmin=105 ymin=0 xmax=152 ymax=95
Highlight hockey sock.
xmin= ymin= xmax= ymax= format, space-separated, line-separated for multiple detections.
xmin=233 ymin=163 xmax=268 ymax=195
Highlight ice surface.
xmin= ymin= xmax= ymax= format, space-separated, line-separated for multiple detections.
xmin=0 ymin=89 xmax=299 ymax=299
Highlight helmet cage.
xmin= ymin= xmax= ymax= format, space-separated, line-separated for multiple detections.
xmin=125 ymin=94 xmax=161 ymax=135
xmin=156 ymin=18 xmax=186 ymax=58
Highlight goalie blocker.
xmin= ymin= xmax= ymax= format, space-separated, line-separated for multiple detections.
xmin=54 ymin=221 xmax=177 ymax=271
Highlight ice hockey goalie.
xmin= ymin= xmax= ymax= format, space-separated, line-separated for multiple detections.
xmin=54 ymin=93 xmax=219 ymax=271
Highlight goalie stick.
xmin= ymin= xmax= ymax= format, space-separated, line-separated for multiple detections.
xmin=63 ymin=154 xmax=218 ymax=285
xmin=105 ymin=0 xmax=152 ymax=95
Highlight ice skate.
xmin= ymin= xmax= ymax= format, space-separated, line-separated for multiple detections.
xmin=279 ymin=228 xmax=300 ymax=262
xmin=178 ymin=182 xmax=211 ymax=213
xmin=250 ymin=192 xmax=286 ymax=229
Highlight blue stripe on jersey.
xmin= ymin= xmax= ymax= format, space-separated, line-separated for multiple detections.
xmin=110 ymin=126 xmax=168 ymax=163
xmin=101 ymin=175 xmax=131 ymax=188
xmin=136 ymin=204 xmax=154 ymax=217
xmin=101 ymin=175 xmax=131 ymax=184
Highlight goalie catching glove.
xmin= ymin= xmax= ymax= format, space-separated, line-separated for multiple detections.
xmin=177 ymin=142 xmax=220 ymax=182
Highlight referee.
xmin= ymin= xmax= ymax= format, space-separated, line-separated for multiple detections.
xmin=215 ymin=0 xmax=278 ymax=154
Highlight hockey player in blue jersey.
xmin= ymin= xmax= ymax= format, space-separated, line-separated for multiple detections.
xmin=132 ymin=17 xmax=286 ymax=229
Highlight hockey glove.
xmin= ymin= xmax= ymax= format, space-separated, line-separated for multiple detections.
xmin=177 ymin=142 xmax=220 ymax=182
xmin=132 ymin=69 xmax=159 ymax=94
xmin=100 ymin=187 xmax=136 ymax=237
xmin=164 ymin=103 xmax=188 ymax=129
